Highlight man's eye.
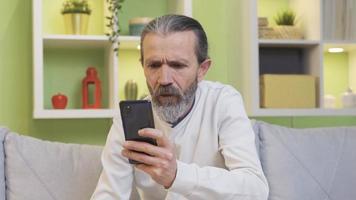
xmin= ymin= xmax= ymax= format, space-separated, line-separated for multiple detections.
xmin=170 ymin=63 xmax=186 ymax=69
xmin=147 ymin=63 xmax=161 ymax=68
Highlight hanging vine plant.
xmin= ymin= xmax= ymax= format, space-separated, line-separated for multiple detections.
xmin=106 ymin=0 xmax=125 ymax=54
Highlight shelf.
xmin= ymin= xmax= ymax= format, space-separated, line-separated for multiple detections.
xmin=33 ymin=0 xmax=191 ymax=119
xmin=43 ymin=34 xmax=140 ymax=50
xmin=44 ymin=35 xmax=110 ymax=49
xmin=259 ymin=39 xmax=320 ymax=47
xmin=251 ymin=108 xmax=356 ymax=117
xmin=34 ymin=109 xmax=118 ymax=119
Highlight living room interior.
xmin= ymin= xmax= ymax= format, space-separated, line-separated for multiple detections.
xmin=1 ymin=0 xmax=356 ymax=145
xmin=1 ymin=0 xmax=356 ymax=199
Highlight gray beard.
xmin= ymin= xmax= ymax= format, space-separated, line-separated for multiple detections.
xmin=149 ymin=80 xmax=197 ymax=124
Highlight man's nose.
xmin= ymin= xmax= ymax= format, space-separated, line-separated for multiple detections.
xmin=158 ymin=65 xmax=173 ymax=86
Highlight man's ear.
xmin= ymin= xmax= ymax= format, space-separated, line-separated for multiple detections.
xmin=139 ymin=58 xmax=143 ymax=67
xmin=197 ymin=59 xmax=211 ymax=81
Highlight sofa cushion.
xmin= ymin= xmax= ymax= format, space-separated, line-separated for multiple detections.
xmin=0 ymin=127 xmax=8 ymax=200
xmin=255 ymin=121 xmax=356 ymax=200
xmin=4 ymin=131 xmax=103 ymax=200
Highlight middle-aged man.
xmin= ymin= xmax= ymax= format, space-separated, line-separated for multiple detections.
xmin=91 ymin=14 xmax=269 ymax=200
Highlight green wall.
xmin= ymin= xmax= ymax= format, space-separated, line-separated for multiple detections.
xmin=1 ymin=0 xmax=356 ymax=146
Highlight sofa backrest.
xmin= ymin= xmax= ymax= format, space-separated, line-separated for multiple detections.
xmin=2 ymin=121 xmax=356 ymax=200
xmin=253 ymin=120 xmax=356 ymax=200
xmin=3 ymin=130 xmax=103 ymax=200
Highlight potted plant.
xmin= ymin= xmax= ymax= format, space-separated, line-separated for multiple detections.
xmin=106 ymin=0 xmax=125 ymax=54
xmin=273 ymin=10 xmax=303 ymax=39
xmin=61 ymin=0 xmax=92 ymax=35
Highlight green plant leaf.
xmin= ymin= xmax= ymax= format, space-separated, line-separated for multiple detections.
xmin=274 ymin=10 xmax=296 ymax=26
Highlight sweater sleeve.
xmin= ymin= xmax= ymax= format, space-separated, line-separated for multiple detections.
xmin=169 ymin=89 xmax=269 ymax=200
xmin=90 ymin=116 xmax=135 ymax=200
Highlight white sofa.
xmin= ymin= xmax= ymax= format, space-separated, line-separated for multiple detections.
xmin=1 ymin=121 xmax=355 ymax=200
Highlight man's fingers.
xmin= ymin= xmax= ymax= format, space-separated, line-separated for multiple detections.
xmin=138 ymin=128 xmax=163 ymax=139
xmin=138 ymin=128 xmax=170 ymax=147
xmin=121 ymin=149 xmax=168 ymax=167
xmin=123 ymin=141 xmax=173 ymax=160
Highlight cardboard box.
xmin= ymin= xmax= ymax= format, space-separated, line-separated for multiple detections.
xmin=260 ymin=74 xmax=317 ymax=108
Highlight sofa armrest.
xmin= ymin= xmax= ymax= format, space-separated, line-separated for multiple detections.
xmin=0 ymin=127 xmax=8 ymax=200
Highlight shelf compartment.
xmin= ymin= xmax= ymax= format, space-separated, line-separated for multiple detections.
xmin=259 ymin=47 xmax=306 ymax=74
xmin=323 ymin=43 xmax=356 ymax=108
xmin=34 ymin=0 xmax=191 ymax=119
xmin=258 ymin=44 xmax=322 ymax=109
xmin=259 ymin=45 xmax=321 ymax=75
xmin=42 ymin=0 xmax=106 ymax=35
xmin=257 ymin=0 xmax=320 ymax=40
xmin=43 ymin=48 xmax=110 ymax=110
xmin=42 ymin=0 xmax=192 ymax=36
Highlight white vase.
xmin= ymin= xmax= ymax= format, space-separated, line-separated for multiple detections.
xmin=341 ymin=88 xmax=356 ymax=108
xmin=63 ymin=13 xmax=90 ymax=35
xmin=324 ymin=94 xmax=336 ymax=109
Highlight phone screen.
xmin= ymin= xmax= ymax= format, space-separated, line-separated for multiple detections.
xmin=119 ymin=100 xmax=157 ymax=164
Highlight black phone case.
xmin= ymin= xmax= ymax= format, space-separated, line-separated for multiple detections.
xmin=119 ymin=100 xmax=157 ymax=164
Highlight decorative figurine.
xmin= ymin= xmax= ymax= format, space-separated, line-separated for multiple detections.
xmin=124 ymin=79 xmax=138 ymax=100
xmin=52 ymin=93 xmax=68 ymax=109
xmin=341 ymin=88 xmax=356 ymax=108
xmin=82 ymin=67 xmax=102 ymax=109
xmin=323 ymin=94 xmax=336 ymax=109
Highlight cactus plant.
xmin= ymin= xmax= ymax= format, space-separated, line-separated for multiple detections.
xmin=124 ymin=79 xmax=138 ymax=100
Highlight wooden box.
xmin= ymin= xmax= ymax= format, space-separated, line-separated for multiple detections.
xmin=260 ymin=74 xmax=317 ymax=108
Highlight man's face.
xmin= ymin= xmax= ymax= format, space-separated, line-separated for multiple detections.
xmin=141 ymin=31 xmax=210 ymax=123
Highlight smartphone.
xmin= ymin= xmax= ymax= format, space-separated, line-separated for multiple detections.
xmin=119 ymin=100 xmax=157 ymax=164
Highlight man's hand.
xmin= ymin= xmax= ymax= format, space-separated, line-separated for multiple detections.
xmin=121 ymin=128 xmax=177 ymax=188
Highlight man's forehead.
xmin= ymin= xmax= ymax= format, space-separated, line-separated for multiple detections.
xmin=141 ymin=30 xmax=198 ymax=63
xmin=142 ymin=30 xmax=196 ymax=42
xmin=145 ymin=56 xmax=190 ymax=63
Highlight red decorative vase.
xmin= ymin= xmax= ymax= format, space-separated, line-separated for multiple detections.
xmin=52 ymin=93 xmax=68 ymax=109
xmin=82 ymin=67 xmax=102 ymax=109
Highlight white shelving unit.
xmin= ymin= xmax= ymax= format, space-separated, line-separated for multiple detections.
xmin=240 ymin=0 xmax=356 ymax=116
xmin=32 ymin=0 xmax=192 ymax=119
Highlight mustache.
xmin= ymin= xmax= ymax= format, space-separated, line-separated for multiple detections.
xmin=153 ymin=85 xmax=181 ymax=97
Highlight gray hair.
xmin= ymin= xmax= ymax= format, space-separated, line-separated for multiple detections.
xmin=140 ymin=14 xmax=209 ymax=64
